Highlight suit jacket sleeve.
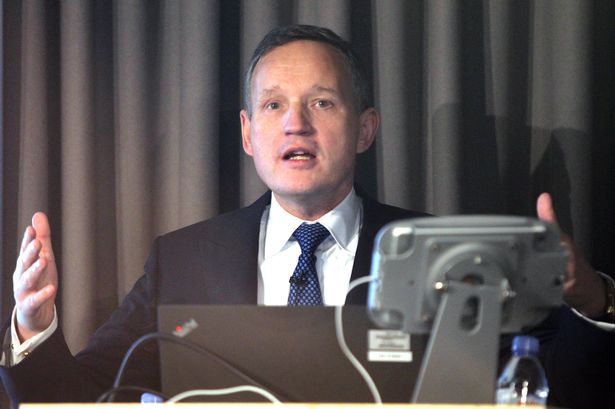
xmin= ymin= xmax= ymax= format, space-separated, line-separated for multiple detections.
xmin=0 ymin=194 xmax=268 ymax=407
xmin=534 ymin=307 xmax=615 ymax=408
xmin=0 ymin=237 xmax=163 ymax=405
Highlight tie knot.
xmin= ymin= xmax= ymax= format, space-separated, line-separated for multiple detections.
xmin=292 ymin=222 xmax=330 ymax=256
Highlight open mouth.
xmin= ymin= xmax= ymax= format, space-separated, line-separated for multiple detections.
xmin=283 ymin=150 xmax=315 ymax=161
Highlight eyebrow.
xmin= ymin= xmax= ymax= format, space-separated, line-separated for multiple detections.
xmin=257 ymin=85 xmax=341 ymax=98
xmin=258 ymin=86 xmax=281 ymax=98
xmin=311 ymin=85 xmax=339 ymax=95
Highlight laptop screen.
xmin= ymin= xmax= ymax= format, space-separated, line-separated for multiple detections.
xmin=158 ymin=305 xmax=426 ymax=403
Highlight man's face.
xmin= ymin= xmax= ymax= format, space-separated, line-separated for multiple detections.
xmin=240 ymin=40 xmax=378 ymax=217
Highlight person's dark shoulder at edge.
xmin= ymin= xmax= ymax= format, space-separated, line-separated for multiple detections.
xmin=155 ymin=192 xmax=272 ymax=245
xmin=357 ymin=187 xmax=433 ymax=223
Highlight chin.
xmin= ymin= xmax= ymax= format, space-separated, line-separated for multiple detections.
xmin=273 ymin=181 xmax=348 ymax=201
xmin=274 ymin=184 xmax=321 ymax=198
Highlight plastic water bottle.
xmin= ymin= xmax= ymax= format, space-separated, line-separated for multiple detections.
xmin=495 ymin=335 xmax=549 ymax=405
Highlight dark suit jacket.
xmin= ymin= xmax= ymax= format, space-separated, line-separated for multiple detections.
xmin=1 ymin=191 xmax=613 ymax=408
xmin=0 ymin=191 xmax=426 ymax=404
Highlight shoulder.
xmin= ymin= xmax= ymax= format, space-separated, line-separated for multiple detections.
xmin=359 ymin=189 xmax=432 ymax=226
xmin=156 ymin=191 xmax=272 ymax=246
xmin=143 ymin=192 xmax=271 ymax=278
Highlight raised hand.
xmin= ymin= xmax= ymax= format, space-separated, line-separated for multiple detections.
xmin=13 ymin=212 xmax=58 ymax=341
xmin=536 ymin=193 xmax=606 ymax=318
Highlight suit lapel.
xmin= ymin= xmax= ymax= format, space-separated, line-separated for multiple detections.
xmin=346 ymin=195 xmax=383 ymax=304
xmin=199 ymin=192 xmax=271 ymax=304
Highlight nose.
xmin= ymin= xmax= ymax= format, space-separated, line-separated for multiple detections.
xmin=283 ymin=103 xmax=313 ymax=136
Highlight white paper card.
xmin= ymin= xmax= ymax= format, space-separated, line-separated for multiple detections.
xmin=367 ymin=329 xmax=412 ymax=362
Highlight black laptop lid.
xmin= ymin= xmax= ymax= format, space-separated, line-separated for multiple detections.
xmin=158 ymin=305 xmax=427 ymax=403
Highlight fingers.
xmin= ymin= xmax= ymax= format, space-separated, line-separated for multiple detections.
xmin=20 ymin=226 xmax=36 ymax=255
xmin=23 ymin=284 xmax=57 ymax=311
xmin=536 ymin=193 xmax=574 ymax=246
xmin=14 ymin=256 xmax=46 ymax=295
xmin=15 ymin=239 xmax=42 ymax=278
xmin=13 ymin=252 xmax=57 ymax=332
xmin=32 ymin=212 xmax=51 ymax=238
xmin=536 ymin=192 xmax=575 ymax=277
xmin=13 ymin=213 xmax=58 ymax=338
xmin=15 ymin=282 xmax=57 ymax=339
xmin=536 ymin=192 xmax=558 ymax=226
xmin=32 ymin=212 xmax=55 ymax=261
xmin=535 ymin=194 xmax=603 ymax=314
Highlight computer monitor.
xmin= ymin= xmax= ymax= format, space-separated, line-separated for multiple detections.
xmin=367 ymin=216 xmax=567 ymax=403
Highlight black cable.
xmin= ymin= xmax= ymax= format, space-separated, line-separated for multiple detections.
xmin=104 ymin=331 xmax=289 ymax=403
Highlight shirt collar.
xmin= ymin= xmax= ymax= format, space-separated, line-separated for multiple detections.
xmin=264 ymin=189 xmax=362 ymax=258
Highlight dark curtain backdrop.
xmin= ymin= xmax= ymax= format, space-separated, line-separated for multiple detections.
xmin=1 ymin=0 xmax=614 ymax=390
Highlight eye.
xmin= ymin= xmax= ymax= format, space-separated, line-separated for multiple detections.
xmin=315 ymin=99 xmax=333 ymax=109
xmin=265 ymin=101 xmax=280 ymax=110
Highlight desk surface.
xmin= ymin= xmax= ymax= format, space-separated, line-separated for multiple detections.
xmin=20 ymin=404 xmax=545 ymax=409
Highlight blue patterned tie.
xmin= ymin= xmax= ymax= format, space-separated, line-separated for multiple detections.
xmin=287 ymin=222 xmax=331 ymax=306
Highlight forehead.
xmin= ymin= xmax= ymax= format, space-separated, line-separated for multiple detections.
xmin=251 ymin=40 xmax=353 ymax=93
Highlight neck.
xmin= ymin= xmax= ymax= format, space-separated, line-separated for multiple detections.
xmin=273 ymin=187 xmax=353 ymax=221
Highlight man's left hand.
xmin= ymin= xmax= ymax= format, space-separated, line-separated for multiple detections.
xmin=536 ymin=193 xmax=606 ymax=318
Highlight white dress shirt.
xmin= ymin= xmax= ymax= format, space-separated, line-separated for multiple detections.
xmin=258 ymin=189 xmax=362 ymax=306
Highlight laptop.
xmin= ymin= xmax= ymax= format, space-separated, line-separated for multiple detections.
xmin=158 ymin=305 xmax=427 ymax=403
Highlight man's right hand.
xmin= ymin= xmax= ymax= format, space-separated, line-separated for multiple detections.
xmin=13 ymin=212 xmax=58 ymax=342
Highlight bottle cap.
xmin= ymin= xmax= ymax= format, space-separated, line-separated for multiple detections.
xmin=140 ymin=392 xmax=164 ymax=403
xmin=512 ymin=335 xmax=539 ymax=355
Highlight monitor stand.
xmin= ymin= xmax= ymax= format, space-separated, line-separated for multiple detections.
xmin=412 ymin=280 xmax=503 ymax=403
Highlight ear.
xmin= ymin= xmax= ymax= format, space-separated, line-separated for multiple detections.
xmin=355 ymin=107 xmax=379 ymax=153
xmin=240 ymin=109 xmax=254 ymax=156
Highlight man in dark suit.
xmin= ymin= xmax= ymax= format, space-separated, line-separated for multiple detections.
xmin=2 ymin=25 xmax=613 ymax=408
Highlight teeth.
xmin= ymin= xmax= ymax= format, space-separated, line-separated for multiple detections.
xmin=285 ymin=150 xmax=313 ymax=160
